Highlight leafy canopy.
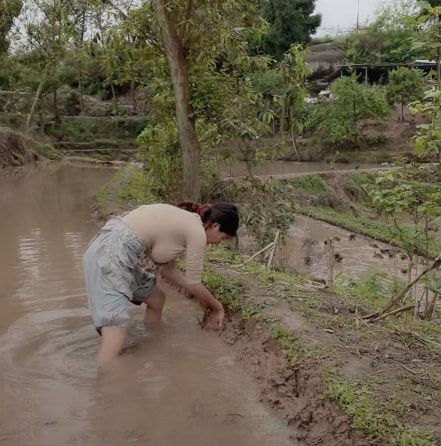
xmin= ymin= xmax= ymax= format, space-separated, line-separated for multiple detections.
xmin=347 ymin=0 xmax=419 ymax=63
xmin=258 ymin=0 xmax=321 ymax=60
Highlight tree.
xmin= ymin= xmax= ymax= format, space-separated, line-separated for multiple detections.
xmin=259 ymin=0 xmax=321 ymax=60
xmin=407 ymin=2 xmax=441 ymax=160
xmin=347 ymin=0 xmax=418 ymax=64
xmin=134 ymin=0 xmax=270 ymax=201
xmin=0 ymin=0 xmax=22 ymax=54
xmin=12 ymin=0 xmax=79 ymax=124
xmin=308 ymin=75 xmax=391 ymax=147
xmin=367 ymin=165 xmax=441 ymax=321
xmin=274 ymin=44 xmax=309 ymax=159
xmin=152 ymin=0 xmax=202 ymax=201
xmin=387 ymin=67 xmax=425 ymax=120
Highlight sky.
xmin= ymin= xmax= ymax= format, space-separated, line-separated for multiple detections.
xmin=314 ymin=0 xmax=385 ymax=36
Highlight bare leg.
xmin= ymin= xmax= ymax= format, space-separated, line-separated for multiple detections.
xmin=144 ymin=285 xmax=165 ymax=325
xmin=98 ymin=326 xmax=128 ymax=368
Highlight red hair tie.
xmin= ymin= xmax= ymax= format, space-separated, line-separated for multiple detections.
xmin=195 ymin=205 xmax=201 ymax=215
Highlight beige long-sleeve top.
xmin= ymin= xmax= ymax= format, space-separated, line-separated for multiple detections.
xmin=122 ymin=204 xmax=206 ymax=284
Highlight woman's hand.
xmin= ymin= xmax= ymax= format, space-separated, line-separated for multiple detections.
xmin=201 ymin=306 xmax=225 ymax=331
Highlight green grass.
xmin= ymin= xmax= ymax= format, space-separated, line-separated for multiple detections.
xmin=45 ymin=116 xmax=149 ymax=142
xmin=202 ymin=266 xmax=245 ymax=312
xmin=284 ymin=174 xmax=329 ymax=196
xmin=323 ymin=372 xmax=436 ymax=446
xmin=116 ymin=168 xmax=156 ymax=205
xmin=302 ymin=205 xmax=392 ymax=241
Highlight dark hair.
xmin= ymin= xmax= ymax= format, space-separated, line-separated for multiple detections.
xmin=178 ymin=201 xmax=239 ymax=236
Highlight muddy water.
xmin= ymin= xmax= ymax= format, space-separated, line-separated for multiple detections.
xmin=219 ymin=160 xmax=381 ymax=179
xmin=283 ymin=215 xmax=411 ymax=284
xmin=0 ymin=164 xmax=295 ymax=446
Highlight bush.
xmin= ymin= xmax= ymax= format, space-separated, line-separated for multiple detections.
xmin=307 ymin=76 xmax=391 ymax=147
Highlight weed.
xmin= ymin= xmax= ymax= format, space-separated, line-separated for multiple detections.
xmin=285 ymin=174 xmax=329 ymax=196
xmin=270 ymin=323 xmax=306 ymax=367
xmin=201 ymin=267 xmax=244 ymax=312
xmin=323 ymin=371 xmax=436 ymax=445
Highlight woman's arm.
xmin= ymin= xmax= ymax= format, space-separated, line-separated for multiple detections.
xmin=159 ymin=262 xmax=224 ymax=328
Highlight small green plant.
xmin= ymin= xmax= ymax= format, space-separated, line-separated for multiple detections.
xmin=270 ymin=323 xmax=306 ymax=366
xmin=335 ymin=271 xmax=391 ymax=310
xmin=323 ymin=371 xmax=436 ymax=445
xmin=201 ymin=267 xmax=244 ymax=312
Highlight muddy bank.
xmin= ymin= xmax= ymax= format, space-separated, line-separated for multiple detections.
xmin=206 ymin=257 xmax=441 ymax=446
xmin=0 ymin=128 xmax=61 ymax=168
xmin=0 ymin=130 xmax=37 ymax=168
xmin=221 ymin=316 xmax=365 ymax=446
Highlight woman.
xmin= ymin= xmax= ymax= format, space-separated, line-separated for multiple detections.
xmin=83 ymin=201 xmax=239 ymax=366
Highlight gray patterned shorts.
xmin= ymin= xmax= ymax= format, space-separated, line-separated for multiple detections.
xmin=83 ymin=218 xmax=156 ymax=334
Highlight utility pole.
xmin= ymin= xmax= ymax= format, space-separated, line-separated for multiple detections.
xmin=356 ymin=0 xmax=360 ymax=33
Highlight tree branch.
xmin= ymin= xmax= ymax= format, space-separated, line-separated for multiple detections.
xmin=363 ymin=254 xmax=441 ymax=321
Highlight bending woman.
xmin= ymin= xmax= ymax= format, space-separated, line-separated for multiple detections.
xmin=83 ymin=201 xmax=239 ymax=366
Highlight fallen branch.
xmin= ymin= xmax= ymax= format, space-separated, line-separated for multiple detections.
xmin=363 ymin=254 xmax=441 ymax=321
xmin=231 ymin=242 xmax=274 ymax=268
xmin=369 ymin=304 xmax=415 ymax=323
xmin=267 ymin=230 xmax=281 ymax=269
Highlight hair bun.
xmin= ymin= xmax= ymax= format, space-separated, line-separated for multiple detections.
xmin=177 ymin=201 xmax=202 ymax=214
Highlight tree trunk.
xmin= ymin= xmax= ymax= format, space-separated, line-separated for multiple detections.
xmin=27 ymin=71 xmax=46 ymax=129
xmin=153 ymin=0 xmax=201 ymax=201
xmin=131 ymin=76 xmax=137 ymax=114
xmin=53 ymin=88 xmax=59 ymax=122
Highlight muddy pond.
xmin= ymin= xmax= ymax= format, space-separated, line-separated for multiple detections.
xmin=0 ymin=165 xmax=296 ymax=446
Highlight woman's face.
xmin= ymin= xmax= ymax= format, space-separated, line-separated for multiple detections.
xmin=205 ymin=223 xmax=231 ymax=245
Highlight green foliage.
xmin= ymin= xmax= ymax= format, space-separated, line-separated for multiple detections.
xmin=250 ymin=70 xmax=283 ymax=96
xmin=258 ymin=0 xmax=321 ymax=60
xmin=249 ymin=45 xmax=310 ymax=162
xmin=137 ymin=117 xmax=182 ymax=199
xmin=132 ymin=0 xmax=274 ymax=197
xmin=285 ymin=175 xmax=329 ymax=196
xmin=201 ymin=267 xmax=244 ymax=312
xmin=387 ymin=68 xmax=425 ymax=119
xmin=46 ymin=116 xmax=148 ymax=142
xmin=308 ymin=76 xmax=391 ymax=147
xmin=406 ymin=3 xmax=441 ymax=160
xmin=0 ymin=0 xmax=22 ymax=54
xmin=367 ymin=165 xmax=441 ymax=259
xmin=324 ymin=373 xmax=436 ymax=445
xmin=232 ymin=177 xmax=296 ymax=247
xmin=346 ymin=0 xmax=419 ymax=64
xmin=270 ymin=323 xmax=305 ymax=366
xmin=408 ymin=2 xmax=441 ymax=81
xmin=411 ymin=89 xmax=441 ymax=158
xmin=116 ymin=168 xmax=155 ymax=205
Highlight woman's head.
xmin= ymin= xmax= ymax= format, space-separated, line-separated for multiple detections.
xmin=178 ymin=201 xmax=239 ymax=245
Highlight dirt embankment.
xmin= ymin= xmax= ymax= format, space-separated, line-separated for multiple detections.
xmin=210 ymin=260 xmax=441 ymax=446
xmin=0 ymin=130 xmax=38 ymax=168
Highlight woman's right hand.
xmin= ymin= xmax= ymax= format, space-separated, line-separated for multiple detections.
xmin=202 ymin=306 xmax=225 ymax=331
